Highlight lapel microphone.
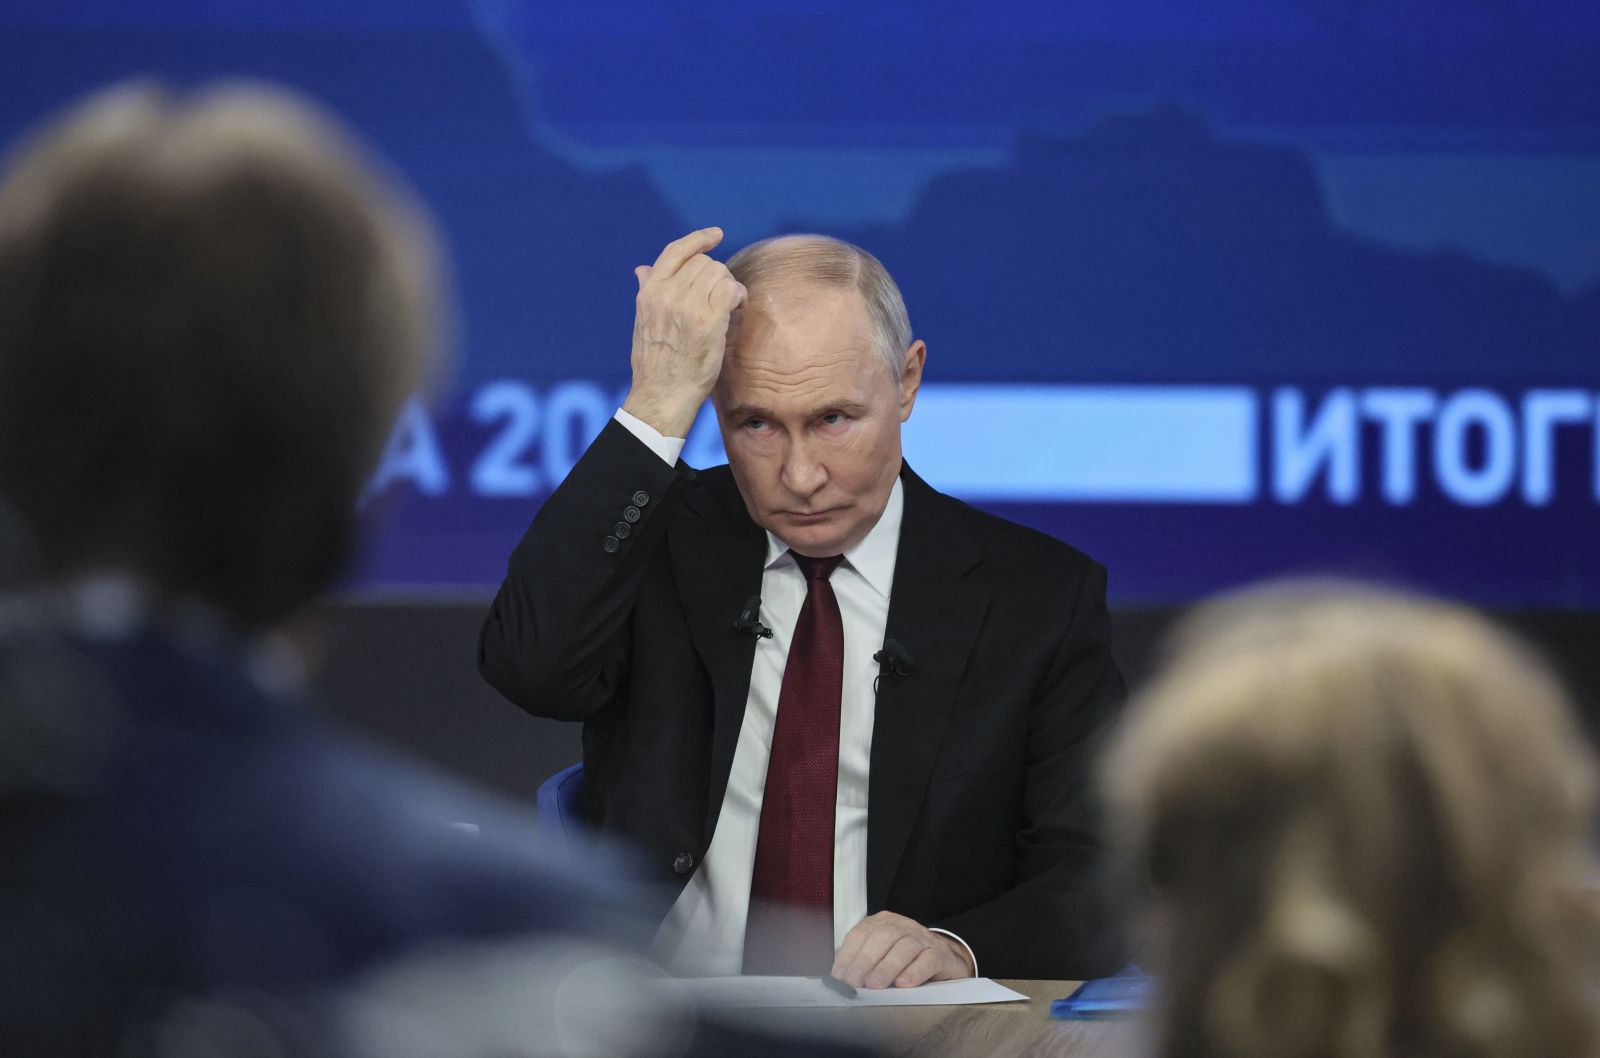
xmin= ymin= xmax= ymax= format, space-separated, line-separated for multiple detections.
xmin=873 ymin=638 xmax=915 ymax=679
xmin=732 ymin=595 xmax=773 ymax=639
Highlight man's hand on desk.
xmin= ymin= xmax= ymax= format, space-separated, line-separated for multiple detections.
xmin=830 ymin=911 xmax=976 ymax=990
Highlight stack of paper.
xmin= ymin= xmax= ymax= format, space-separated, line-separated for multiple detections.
xmin=674 ymin=977 xmax=1029 ymax=1009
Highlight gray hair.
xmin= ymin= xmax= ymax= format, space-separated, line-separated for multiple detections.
xmin=726 ymin=234 xmax=913 ymax=377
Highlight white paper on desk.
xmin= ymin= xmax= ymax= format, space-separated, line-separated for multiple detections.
xmin=674 ymin=976 xmax=1028 ymax=1009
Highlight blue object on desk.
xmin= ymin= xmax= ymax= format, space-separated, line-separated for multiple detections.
xmin=1050 ymin=968 xmax=1156 ymax=1019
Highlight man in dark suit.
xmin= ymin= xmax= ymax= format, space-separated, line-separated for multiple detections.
xmin=480 ymin=229 xmax=1128 ymax=985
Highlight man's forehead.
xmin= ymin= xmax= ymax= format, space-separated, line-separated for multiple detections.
xmin=731 ymin=282 xmax=871 ymax=355
xmin=717 ymin=342 xmax=881 ymax=417
xmin=720 ymin=340 xmax=872 ymax=393
xmin=740 ymin=279 xmax=869 ymax=327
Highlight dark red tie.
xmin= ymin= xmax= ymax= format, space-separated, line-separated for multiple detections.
xmin=743 ymin=552 xmax=845 ymax=975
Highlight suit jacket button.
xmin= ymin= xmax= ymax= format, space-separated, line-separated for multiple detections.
xmin=613 ymin=521 xmax=631 ymax=539
xmin=632 ymin=490 xmax=650 ymax=506
xmin=623 ymin=505 xmax=642 ymax=523
xmin=602 ymin=536 xmax=620 ymax=553
xmin=672 ymin=852 xmax=695 ymax=875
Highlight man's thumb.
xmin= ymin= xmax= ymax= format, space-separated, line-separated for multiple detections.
xmin=634 ymin=265 xmax=653 ymax=289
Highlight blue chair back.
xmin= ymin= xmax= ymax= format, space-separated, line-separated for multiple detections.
xmin=536 ymin=762 xmax=585 ymax=845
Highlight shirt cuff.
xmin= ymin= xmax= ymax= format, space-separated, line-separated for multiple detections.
xmin=929 ymin=928 xmax=979 ymax=978
xmin=614 ymin=408 xmax=687 ymax=467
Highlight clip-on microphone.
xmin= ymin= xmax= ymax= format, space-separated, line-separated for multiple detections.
xmin=732 ymin=595 xmax=773 ymax=639
xmin=873 ymin=637 xmax=915 ymax=691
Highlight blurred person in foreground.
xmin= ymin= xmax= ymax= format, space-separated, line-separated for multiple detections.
xmin=0 ymin=83 xmax=855 ymax=1058
xmin=1102 ymin=583 xmax=1600 ymax=1058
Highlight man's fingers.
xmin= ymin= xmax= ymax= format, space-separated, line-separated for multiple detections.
xmin=830 ymin=921 xmax=870 ymax=980
xmin=894 ymin=947 xmax=946 ymax=989
xmin=634 ymin=264 xmax=652 ymax=290
xmin=651 ymin=226 xmax=725 ymax=278
xmin=864 ymin=935 xmax=926 ymax=990
xmin=674 ymin=253 xmax=715 ymax=292
xmin=685 ymin=257 xmax=735 ymax=310
xmin=709 ymin=274 xmax=747 ymax=314
xmin=835 ymin=924 xmax=903 ymax=987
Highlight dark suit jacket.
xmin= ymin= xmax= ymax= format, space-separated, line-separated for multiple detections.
xmin=480 ymin=419 xmax=1129 ymax=979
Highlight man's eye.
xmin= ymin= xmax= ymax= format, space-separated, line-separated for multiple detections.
xmin=743 ymin=418 xmax=768 ymax=431
xmin=820 ymin=412 xmax=846 ymax=426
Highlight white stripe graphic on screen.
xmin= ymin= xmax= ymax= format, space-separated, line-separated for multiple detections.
xmin=902 ymin=386 xmax=1259 ymax=503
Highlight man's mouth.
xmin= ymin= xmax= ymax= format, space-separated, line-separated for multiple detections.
xmin=783 ymin=507 xmax=839 ymax=522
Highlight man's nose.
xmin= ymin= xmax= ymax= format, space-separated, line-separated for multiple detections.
xmin=780 ymin=443 xmax=827 ymax=498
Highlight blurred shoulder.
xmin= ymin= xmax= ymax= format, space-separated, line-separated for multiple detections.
xmin=1 ymin=626 xmax=647 ymax=978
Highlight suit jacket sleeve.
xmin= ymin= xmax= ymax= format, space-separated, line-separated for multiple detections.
xmin=477 ymin=418 xmax=685 ymax=721
xmin=929 ymin=561 xmax=1129 ymax=979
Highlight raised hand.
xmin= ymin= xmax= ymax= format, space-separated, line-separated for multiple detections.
xmin=621 ymin=227 xmax=748 ymax=438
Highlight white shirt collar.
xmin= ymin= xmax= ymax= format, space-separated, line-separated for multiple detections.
xmin=763 ymin=476 xmax=903 ymax=600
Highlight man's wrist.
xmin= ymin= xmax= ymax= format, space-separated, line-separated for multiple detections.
xmin=613 ymin=408 xmax=686 ymax=466
xmin=930 ymin=929 xmax=977 ymax=978
xmin=621 ymin=388 xmax=702 ymax=439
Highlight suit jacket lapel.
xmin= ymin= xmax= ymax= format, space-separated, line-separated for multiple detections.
xmin=867 ymin=465 xmax=989 ymax=912
xmin=668 ymin=469 xmax=768 ymax=844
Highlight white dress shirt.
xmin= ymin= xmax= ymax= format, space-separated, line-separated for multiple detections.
xmin=611 ymin=409 xmax=974 ymax=977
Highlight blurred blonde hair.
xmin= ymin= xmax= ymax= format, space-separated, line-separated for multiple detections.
xmin=726 ymin=233 xmax=912 ymax=377
xmin=1103 ymin=582 xmax=1600 ymax=1058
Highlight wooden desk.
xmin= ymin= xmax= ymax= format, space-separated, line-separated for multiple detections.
xmin=759 ymin=980 xmax=1147 ymax=1057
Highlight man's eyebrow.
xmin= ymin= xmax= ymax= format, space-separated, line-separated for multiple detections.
xmin=722 ymin=400 xmax=871 ymax=421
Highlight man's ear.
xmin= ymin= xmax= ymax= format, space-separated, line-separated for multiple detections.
xmin=898 ymin=340 xmax=926 ymax=422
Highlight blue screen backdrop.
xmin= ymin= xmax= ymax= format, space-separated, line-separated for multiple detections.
xmin=2 ymin=1 xmax=1596 ymax=606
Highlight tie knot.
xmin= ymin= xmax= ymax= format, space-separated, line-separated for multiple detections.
xmin=791 ymin=552 xmax=844 ymax=582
